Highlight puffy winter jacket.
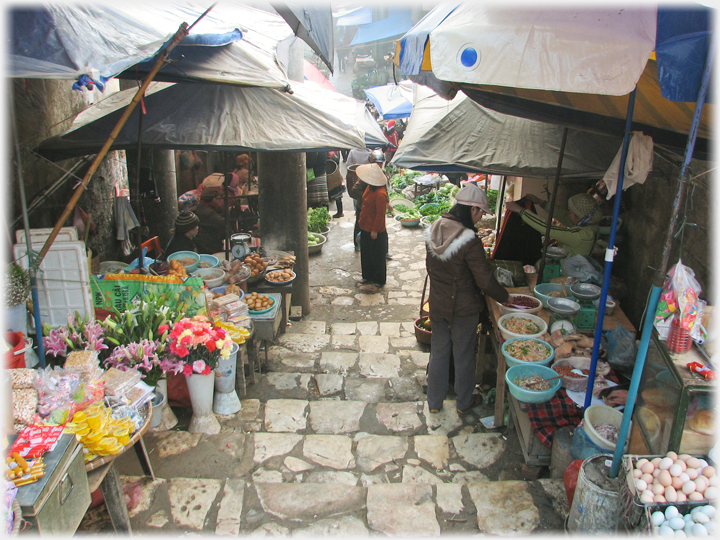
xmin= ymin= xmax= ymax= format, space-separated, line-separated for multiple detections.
xmin=425 ymin=214 xmax=509 ymax=321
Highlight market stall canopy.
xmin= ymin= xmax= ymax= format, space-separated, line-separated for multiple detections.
xmin=272 ymin=3 xmax=334 ymax=73
xmin=303 ymin=60 xmax=337 ymax=92
xmin=36 ymin=81 xmax=385 ymax=160
xmin=364 ymin=81 xmax=413 ymax=119
xmin=335 ymin=7 xmax=372 ymax=27
xmin=391 ymin=86 xmax=622 ymax=178
xmin=396 ymin=3 xmax=712 ymax=156
xmin=350 ymin=11 xmax=414 ymax=46
xmin=10 ymin=3 xmax=293 ymax=89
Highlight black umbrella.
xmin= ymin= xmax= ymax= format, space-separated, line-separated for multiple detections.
xmin=273 ymin=3 xmax=334 ymax=73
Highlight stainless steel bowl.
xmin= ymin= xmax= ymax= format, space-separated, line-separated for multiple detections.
xmin=569 ymin=282 xmax=601 ymax=300
xmin=547 ymin=297 xmax=581 ymax=316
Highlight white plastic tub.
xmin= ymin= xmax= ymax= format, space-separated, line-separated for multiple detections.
xmin=583 ymin=404 xmax=625 ymax=451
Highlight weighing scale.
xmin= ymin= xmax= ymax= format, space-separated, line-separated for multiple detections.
xmin=230 ymin=233 xmax=252 ymax=259
xmin=547 ymin=297 xmax=581 ymax=335
xmin=568 ymin=283 xmax=602 ymax=332
xmin=542 ymin=246 xmax=568 ymax=282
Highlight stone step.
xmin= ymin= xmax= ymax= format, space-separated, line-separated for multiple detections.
xmin=114 ymin=476 xmax=569 ymax=535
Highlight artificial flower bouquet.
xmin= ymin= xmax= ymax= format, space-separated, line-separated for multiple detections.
xmin=103 ymin=339 xmax=183 ymax=387
xmin=167 ymin=316 xmax=233 ymax=377
xmin=42 ymin=312 xmax=108 ymax=364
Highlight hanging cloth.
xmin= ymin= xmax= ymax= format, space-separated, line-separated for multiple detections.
xmin=114 ymin=196 xmax=140 ymax=256
xmin=602 ymin=131 xmax=654 ymax=199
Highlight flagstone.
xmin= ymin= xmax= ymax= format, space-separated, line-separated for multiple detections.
xmin=315 ymin=373 xmax=344 ymax=396
xmin=331 ymin=296 xmax=355 ymax=306
xmin=356 ymin=293 xmax=385 ymax=306
xmin=356 ymin=321 xmax=378 ymax=335
xmin=358 ymin=353 xmax=399 ymax=378
xmin=451 ymin=471 xmax=490 ymax=485
xmin=330 ymin=334 xmax=357 ymax=349
xmin=424 ymin=401 xmax=463 ymax=436
xmin=366 ymin=483 xmax=440 ymax=536
xmin=401 ymin=465 xmax=443 ymax=484
xmin=319 ymin=351 xmax=357 ymax=375
xmin=355 ymin=434 xmax=408 ymax=472
xmin=379 ymin=322 xmax=401 ymax=336
xmin=252 ymin=469 xmax=285 ymax=483
xmin=255 ymin=483 xmax=366 ymax=521
xmin=436 ymin=483 xmax=464 ymax=515
xmin=468 ymin=481 xmax=540 ymax=535
xmin=376 ymin=402 xmax=424 ymax=434
xmin=168 ymin=477 xmax=222 ymax=530
xmin=266 ymin=346 xmax=318 ymax=371
xmin=215 ymin=478 xmax=245 ymax=535
xmin=283 ymin=456 xmax=314 ymax=473
xmin=387 ymin=377 xmax=424 ymax=401
xmin=287 ymin=321 xmax=326 ymax=334
xmin=358 ymin=335 xmax=389 ymax=354
xmin=277 ymin=333 xmax=331 ymax=353
xmin=264 ymin=399 xmax=308 ymax=432
xmin=251 ymin=522 xmax=290 ymax=536
xmin=303 ymin=470 xmax=359 ymax=485
xmin=344 ymin=378 xmax=387 ymax=402
xmin=254 ymin=433 xmax=303 ymax=463
xmin=390 ymin=336 xmax=420 ymax=349
xmin=308 ymin=400 xmax=366 ymax=433
xmin=414 ymin=435 xmax=450 ymax=470
xmin=452 ymin=433 xmax=506 ymax=468
xmin=155 ymin=431 xmax=202 ymax=458
xmin=291 ymin=515 xmax=369 ymax=536
xmin=330 ymin=322 xmax=357 ymax=335
xmin=302 ymin=435 xmax=355 ymax=469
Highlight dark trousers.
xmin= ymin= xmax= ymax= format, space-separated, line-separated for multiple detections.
xmin=353 ymin=199 xmax=361 ymax=248
xmin=360 ymin=230 xmax=388 ymax=285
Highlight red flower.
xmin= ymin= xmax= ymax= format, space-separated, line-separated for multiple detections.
xmin=183 ymin=364 xmax=193 ymax=377
xmin=206 ymin=340 xmax=216 ymax=353
xmin=201 ymin=365 xmax=212 ymax=375
xmin=158 ymin=324 xmax=170 ymax=335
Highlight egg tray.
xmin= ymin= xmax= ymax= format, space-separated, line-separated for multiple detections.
xmin=619 ymin=454 xmax=714 ymax=531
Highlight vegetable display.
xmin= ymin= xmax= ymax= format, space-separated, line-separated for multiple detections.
xmin=307 ymin=207 xmax=331 ymax=233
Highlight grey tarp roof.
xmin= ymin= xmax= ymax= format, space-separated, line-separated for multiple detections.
xmin=36 ymin=81 xmax=385 ymax=160
xmin=391 ymin=87 xmax=623 ymax=178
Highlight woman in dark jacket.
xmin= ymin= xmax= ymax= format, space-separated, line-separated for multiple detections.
xmin=357 ymin=163 xmax=389 ymax=286
xmin=163 ymin=211 xmax=199 ymax=259
xmin=425 ymin=184 xmax=509 ymax=414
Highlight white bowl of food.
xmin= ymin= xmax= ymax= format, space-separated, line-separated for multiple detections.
xmin=497 ymin=313 xmax=547 ymax=341
xmin=192 ymin=268 xmax=226 ymax=288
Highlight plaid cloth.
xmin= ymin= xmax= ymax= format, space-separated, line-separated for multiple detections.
xmin=525 ymin=371 xmax=620 ymax=447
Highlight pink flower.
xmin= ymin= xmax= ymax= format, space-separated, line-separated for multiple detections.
xmin=158 ymin=324 xmax=169 ymax=335
xmin=183 ymin=364 xmax=193 ymax=377
xmin=192 ymin=360 xmax=207 ymax=374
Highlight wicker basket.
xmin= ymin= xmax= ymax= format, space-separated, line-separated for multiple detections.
xmin=10 ymin=500 xmax=21 ymax=536
xmin=414 ymin=275 xmax=431 ymax=345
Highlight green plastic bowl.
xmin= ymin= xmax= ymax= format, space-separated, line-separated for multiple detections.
xmin=505 ymin=364 xmax=561 ymax=404
xmin=533 ymin=283 xmax=572 ymax=308
xmin=502 ymin=337 xmax=555 ymax=369
xmin=167 ymin=251 xmax=200 ymax=273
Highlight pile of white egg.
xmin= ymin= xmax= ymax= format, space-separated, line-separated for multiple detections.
xmin=632 ymin=452 xmax=718 ymax=504
xmin=651 ymin=504 xmax=716 ymax=537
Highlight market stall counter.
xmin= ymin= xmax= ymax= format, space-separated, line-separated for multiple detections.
xmin=484 ymin=284 xmax=637 ymax=463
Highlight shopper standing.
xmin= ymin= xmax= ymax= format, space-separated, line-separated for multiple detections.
xmin=357 ymin=164 xmax=389 ymax=286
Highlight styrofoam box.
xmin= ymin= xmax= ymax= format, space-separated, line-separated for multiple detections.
xmin=13 ymin=241 xmax=93 ymax=330
xmin=15 ymin=227 xmax=78 ymax=245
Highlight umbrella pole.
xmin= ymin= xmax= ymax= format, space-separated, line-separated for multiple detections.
xmin=135 ymin=108 xmax=145 ymax=272
xmin=10 ymin=84 xmax=45 ymax=368
xmin=610 ymin=38 xmax=714 ymax=478
xmin=535 ymin=127 xmax=568 ymax=284
xmin=32 ymin=19 xmax=195 ymax=269
xmin=495 ymin=176 xmax=507 ymax=237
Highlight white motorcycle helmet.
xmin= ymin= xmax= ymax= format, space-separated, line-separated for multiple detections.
xmin=370 ymin=149 xmax=384 ymax=164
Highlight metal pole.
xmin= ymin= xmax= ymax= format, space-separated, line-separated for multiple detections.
xmin=9 ymin=83 xmax=45 ymax=367
xmin=536 ymin=127 xmax=568 ymax=285
xmin=583 ymin=88 xmax=636 ymax=410
xmin=134 ymin=107 xmax=145 ymax=272
xmin=610 ymin=36 xmax=714 ymax=478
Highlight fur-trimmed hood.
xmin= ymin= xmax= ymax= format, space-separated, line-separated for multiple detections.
xmin=425 ymin=216 xmax=477 ymax=261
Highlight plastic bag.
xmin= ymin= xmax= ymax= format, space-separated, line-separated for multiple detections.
xmin=605 ymin=324 xmax=638 ymax=372
xmin=654 ymin=259 xmax=702 ymax=332
xmin=560 ymin=255 xmax=602 ymax=284
xmin=494 ymin=267 xmax=515 ymax=287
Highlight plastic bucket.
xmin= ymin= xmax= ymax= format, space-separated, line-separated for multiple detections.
xmin=4 ymin=332 xmax=28 ymax=369
xmin=567 ymin=454 xmax=621 ymax=533
xmin=215 ymin=342 xmax=239 ymax=393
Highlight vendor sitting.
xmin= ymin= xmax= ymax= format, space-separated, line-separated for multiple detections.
xmin=163 ymin=211 xmax=199 ymax=259
xmin=505 ymin=193 xmax=601 ymax=258
xmin=194 ymin=186 xmax=227 ymax=254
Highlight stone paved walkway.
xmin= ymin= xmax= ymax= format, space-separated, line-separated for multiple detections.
xmin=79 ymin=190 xmax=570 ymax=535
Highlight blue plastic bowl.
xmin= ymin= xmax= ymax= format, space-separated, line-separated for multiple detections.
xmin=533 ymin=283 xmax=573 ymax=308
xmin=505 ymin=364 xmax=561 ymax=404
xmin=168 ymin=251 xmax=200 ymax=273
xmin=198 ymin=254 xmax=219 ymax=269
xmin=502 ymin=337 xmax=555 ymax=369
xmin=211 ymin=285 xmax=245 ymax=302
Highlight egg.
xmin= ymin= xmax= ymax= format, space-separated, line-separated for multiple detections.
xmin=704 ymin=522 xmax=716 ymax=536
xmin=694 ymin=475 xmax=708 ymax=493
xmin=702 ymin=466 xmax=715 ymax=478
xmin=687 ymin=468 xmax=699 ymax=480
xmin=669 ymin=464 xmax=683 ymax=477
xmin=700 ymin=505 xmax=716 ymax=518
xmin=679 ymin=454 xmax=692 ymax=462
xmin=666 ymin=451 xmax=678 ymax=460
xmin=674 ymin=529 xmax=687 ymax=539
xmin=641 ymin=490 xmax=655 ymax=503
xmin=684 ymin=521 xmax=695 ymax=536
xmin=692 ymin=523 xmax=708 ymax=537
xmin=703 ymin=486 xmax=718 ymax=500
xmin=659 ymin=470 xmax=673 ymax=487
xmin=680 ymin=472 xmax=690 ymax=483
xmin=642 ymin=473 xmax=655 ymax=484
xmin=665 ymin=506 xmax=680 ymax=520
xmin=652 ymin=457 xmax=663 ymax=467
xmin=636 ymin=479 xmax=648 ymax=492
xmin=677 ymin=459 xmax=687 ymax=472
xmin=665 ymin=486 xmax=678 ymax=502
xmin=654 ymin=494 xmax=667 ymax=503
xmin=642 ymin=461 xmax=655 ymax=474
xmin=654 ymin=483 xmax=667 ymax=495
xmin=689 ymin=491 xmax=705 ymax=501
xmin=633 ymin=468 xmax=643 ymax=479
xmin=682 ymin=480 xmax=697 ymax=494
xmin=676 ymin=492 xmax=687 ymax=503
xmin=685 ymin=513 xmax=695 ymax=522
xmin=660 ymin=457 xmax=674 ymax=470
xmin=653 ymin=511 xmax=667 ymax=526
xmin=687 ymin=457 xmax=702 ymax=469
xmin=669 ymin=517 xmax=686 ymax=530
xmin=654 ymin=469 xmax=662 ymax=478
xmin=659 ymin=525 xmax=675 ymax=538
xmin=699 ymin=459 xmax=709 ymax=468
xmin=693 ymin=512 xmax=710 ymax=524
xmin=709 ymin=475 xmax=719 ymax=487
xmin=637 ymin=458 xmax=649 ymax=469
xmin=672 ymin=476 xmax=685 ymax=490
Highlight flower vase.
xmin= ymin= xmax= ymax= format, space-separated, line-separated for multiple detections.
xmin=213 ymin=342 xmax=241 ymax=415
xmin=186 ymin=373 xmax=221 ymax=434
xmin=150 ymin=378 xmax=178 ymax=431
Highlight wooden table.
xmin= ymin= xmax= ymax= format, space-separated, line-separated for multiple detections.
xmin=485 ymin=285 xmax=636 ymax=428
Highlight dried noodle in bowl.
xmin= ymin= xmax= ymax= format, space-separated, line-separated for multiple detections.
xmin=505 ymin=339 xmax=551 ymax=362
xmin=515 ymin=375 xmax=551 ymax=391
xmin=501 ymin=317 xmax=541 ymax=335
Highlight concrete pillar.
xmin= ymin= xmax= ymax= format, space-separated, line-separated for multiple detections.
xmin=258 ymin=38 xmax=311 ymax=314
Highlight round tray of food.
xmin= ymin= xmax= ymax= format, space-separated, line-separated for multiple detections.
xmin=243 ymin=292 xmax=275 ymax=314
xmin=265 ymin=268 xmax=296 ymax=285
xmin=243 ymin=253 xmax=268 ymax=284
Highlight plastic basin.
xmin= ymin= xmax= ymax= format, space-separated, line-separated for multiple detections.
xmin=168 ymin=251 xmax=200 ymax=273
xmin=198 ymin=254 xmax=220 ymax=269
xmin=505 ymin=364 xmax=561 ymax=404
xmin=533 ymin=283 xmax=571 ymax=308
xmin=583 ymin=404 xmax=625 ymax=451
xmin=502 ymin=337 xmax=554 ymax=369
xmin=497 ymin=313 xmax=547 ymax=341
xmin=192 ymin=268 xmax=226 ymax=288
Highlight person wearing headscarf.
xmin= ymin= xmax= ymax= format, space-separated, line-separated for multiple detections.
xmin=163 ymin=211 xmax=199 ymax=259
xmin=194 ymin=186 xmax=227 ymax=254
xmin=505 ymin=192 xmax=601 ymax=257
xmin=425 ymin=185 xmax=509 ymax=414
xmin=357 ymin=163 xmax=390 ymax=286
xmin=230 ymin=154 xmax=252 ymax=197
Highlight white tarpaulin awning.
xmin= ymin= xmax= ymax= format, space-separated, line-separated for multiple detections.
xmin=37 ymin=81 xmax=385 ymax=160
xmin=364 ymin=81 xmax=413 ymax=120
xmin=391 ymin=86 xmax=623 ymax=178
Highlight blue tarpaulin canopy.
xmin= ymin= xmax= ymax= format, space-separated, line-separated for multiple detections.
xmin=336 ymin=7 xmax=372 ymax=27
xmin=349 ymin=11 xmax=413 ymax=46
xmin=364 ymin=82 xmax=413 ymax=119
